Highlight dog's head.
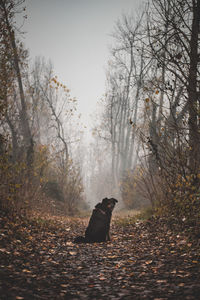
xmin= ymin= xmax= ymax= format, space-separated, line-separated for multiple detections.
xmin=102 ymin=197 xmax=118 ymax=212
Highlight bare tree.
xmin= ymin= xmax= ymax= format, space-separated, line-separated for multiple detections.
xmin=99 ymin=13 xmax=149 ymax=190
xmin=146 ymin=0 xmax=200 ymax=174
xmin=27 ymin=57 xmax=84 ymax=213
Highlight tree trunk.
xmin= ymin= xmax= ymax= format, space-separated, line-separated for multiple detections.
xmin=188 ymin=0 xmax=200 ymax=172
xmin=2 ymin=3 xmax=34 ymax=172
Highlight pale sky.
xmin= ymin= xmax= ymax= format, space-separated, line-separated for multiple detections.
xmin=22 ymin=0 xmax=143 ymax=130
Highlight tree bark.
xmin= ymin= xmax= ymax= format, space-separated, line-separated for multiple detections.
xmin=188 ymin=0 xmax=200 ymax=172
xmin=2 ymin=2 xmax=34 ymax=171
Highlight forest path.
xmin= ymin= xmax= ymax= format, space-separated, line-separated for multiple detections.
xmin=0 ymin=213 xmax=200 ymax=299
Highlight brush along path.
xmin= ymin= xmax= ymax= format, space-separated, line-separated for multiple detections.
xmin=0 ymin=213 xmax=200 ymax=299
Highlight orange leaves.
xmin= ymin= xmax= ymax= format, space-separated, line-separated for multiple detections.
xmin=144 ymin=98 xmax=150 ymax=110
xmin=22 ymin=269 xmax=31 ymax=273
xmin=156 ymin=279 xmax=168 ymax=284
xmin=0 ymin=248 xmax=11 ymax=254
xmin=69 ymin=251 xmax=77 ymax=256
xmin=60 ymin=284 xmax=68 ymax=288
xmin=98 ymin=274 xmax=106 ymax=280
xmin=145 ymin=260 xmax=153 ymax=265
xmin=143 ymin=89 xmax=160 ymax=112
xmin=0 ymin=212 xmax=199 ymax=299
xmin=49 ymin=77 xmax=70 ymax=94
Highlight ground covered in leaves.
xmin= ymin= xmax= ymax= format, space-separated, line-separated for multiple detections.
xmin=0 ymin=211 xmax=200 ymax=299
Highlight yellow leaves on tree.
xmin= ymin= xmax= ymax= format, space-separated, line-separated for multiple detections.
xmin=49 ymin=77 xmax=70 ymax=94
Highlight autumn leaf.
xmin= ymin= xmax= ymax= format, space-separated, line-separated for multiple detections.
xmin=69 ymin=251 xmax=77 ymax=255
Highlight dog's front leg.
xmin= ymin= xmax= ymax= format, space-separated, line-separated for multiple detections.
xmin=106 ymin=232 xmax=111 ymax=241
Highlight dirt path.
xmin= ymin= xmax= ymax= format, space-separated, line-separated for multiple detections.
xmin=0 ymin=214 xmax=200 ymax=299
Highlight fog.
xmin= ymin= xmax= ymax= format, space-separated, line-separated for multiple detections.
xmin=21 ymin=0 xmax=142 ymax=128
xmin=18 ymin=0 xmax=143 ymax=207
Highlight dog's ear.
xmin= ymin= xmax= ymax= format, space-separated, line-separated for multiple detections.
xmin=111 ymin=198 xmax=118 ymax=204
xmin=95 ymin=202 xmax=102 ymax=209
xmin=102 ymin=197 xmax=109 ymax=204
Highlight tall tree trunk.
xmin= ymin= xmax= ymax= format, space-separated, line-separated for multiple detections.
xmin=188 ymin=0 xmax=200 ymax=172
xmin=120 ymin=43 xmax=134 ymax=173
xmin=5 ymin=113 xmax=19 ymax=161
xmin=2 ymin=3 xmax=34 ymax=172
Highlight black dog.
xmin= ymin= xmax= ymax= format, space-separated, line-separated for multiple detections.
xmin=74 ymin=197 xmax=118 ymax=243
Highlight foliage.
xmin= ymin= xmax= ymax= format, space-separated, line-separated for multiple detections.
xmin=43 ymin=181 xmax=64 ymax=202
xmin=140 ymin=0 xmax=200 ymax=220
xmin=47 ymin=156 xmax=84 ymax=215
xmin=137 ymin=206 xmax=154 ymax=221
xmin=120 ymin=168 xmax=150 ymax=209
xmin=0 ymin=2 xmax=84 ymax=216
xmin=96 ymin=0 xmax=200 ymax=225
xmin=157 ymin=172 xmax=200 ymax=221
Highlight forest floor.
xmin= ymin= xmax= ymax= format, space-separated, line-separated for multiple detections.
xmin=0 ymin=210 xmax=200 ymax=299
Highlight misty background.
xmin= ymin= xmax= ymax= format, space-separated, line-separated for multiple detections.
xmin=2 ymin=0 xmax=199 ymax=218
xmin=20 ymin=0 xmax=142 ymax=207
xmin=22 ymin=0 xmax=142 ymax=130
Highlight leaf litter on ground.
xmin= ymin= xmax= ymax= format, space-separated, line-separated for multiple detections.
xmin=0 ymin=210 xmax=200 ymax=299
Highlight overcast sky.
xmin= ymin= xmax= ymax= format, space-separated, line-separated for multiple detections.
xmin=22 ymin=0 xmax=143 ymax=130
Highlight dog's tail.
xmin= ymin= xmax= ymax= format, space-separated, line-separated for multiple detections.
xmin=73 ymin=236 xmax=86 ymax=243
